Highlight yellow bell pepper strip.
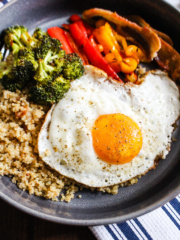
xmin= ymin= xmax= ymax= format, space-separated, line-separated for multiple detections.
xmin=93 ymin=22 xmax=121 ymax=55
xmin=119 ymin=58 xmax=138 ymax=74
xmin=104 ymin=53 xmax=121 ymax=73
xmin=112 ymin=30 xmax=128 ymax=50
xmin=125 ymin=45 xmax=144 ymax=63
xmin=94 ymin=19 xmax=128 ymax=50
xmin=124 ymin=72 xmax=138 ymax=83
xmin=93 ymin=23 xmax=123 ymax=72
xmin=93 ymin=23 xmax=139 ymax=74
xmin=69 ymin=22 xmax=123 ymax=82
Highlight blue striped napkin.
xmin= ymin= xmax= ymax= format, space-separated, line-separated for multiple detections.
xmin=90 ymin=195 xmax=180 ymax=240
xmin=90 ymin=1 xmax=180 ymax=239
xmin=0 ymin=0 xmax=13 ymax=9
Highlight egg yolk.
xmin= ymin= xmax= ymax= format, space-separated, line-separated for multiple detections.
xmin=92 ymin=113 xmax=143 ymax=164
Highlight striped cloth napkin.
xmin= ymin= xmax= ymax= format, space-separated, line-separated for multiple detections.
xmin=90 ymin=195 xmax=180 ymax=240
xmin=0 ymin=0 xmax=12 ymax=8
xmin=90 ymin=0 xmax=180 ymax=239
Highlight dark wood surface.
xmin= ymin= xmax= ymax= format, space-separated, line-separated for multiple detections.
xmin=0 ymin=198 xmax=96 ymax=240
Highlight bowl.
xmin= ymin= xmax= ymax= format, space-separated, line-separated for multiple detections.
xmin=0 ymin=0 xmax=180 ymax=226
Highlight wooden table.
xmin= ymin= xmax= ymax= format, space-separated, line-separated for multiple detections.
xmin=0 ymin=198 xmax=96 ymax=240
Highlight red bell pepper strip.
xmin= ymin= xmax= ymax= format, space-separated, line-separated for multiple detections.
xmin=83 ymin=21 xmax=94 ymax=36
xmin=89 ymin=34 xmax=103 ymax=52
xmin=62 ymin=23 xmax=70 ymax=30
xmin=70 ymin=14 xmax=94 ymax=37
xmin=47 ymin=27 xmax=73 ymax=54
xmin=70 ymin=14 xmax=93 ymax=36
xmin=76 ymin=20 xmax=94 ymax=37
xmin=69 ymin=22 xmax=122 ymax=81
xmin=70 ymin=14 xmax=91 ymax=37
xmin=64 ymin=31 xmax=89 ymax=65
xmin=70 ymin=14 xmax=81 ymax=22
xmin=76 ymin=20 xmax=88 ymax=38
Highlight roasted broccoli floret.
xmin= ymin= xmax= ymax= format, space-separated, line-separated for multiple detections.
xmin=30 ymin=75 xmax=70 ymax=105
xmin=33 ymin=28 xmax=62 ymax=59
xmin=0 ymin=62 xmax=12 ymax=79
xmin=0 ymin=54 xmax=14 ymax=79
xmin=4 ymin=26 xmax=38 ymax=55
xmin=33 ymin=28 xmax=65 ymax=83
xmin=18 ymin=48 xmax=38 ymax=70
xmin=34 ymin=49 xmax=66 ymax=83
xmin=63 ymin=53 xmax=84 ymax=80
xmin=20 ymin=30 xmax=38 ymax=48
xmin=0 ymin=49 xmax=35 ymax=92
xmin=1 ymin=60 xmax=34 ymax=91
xmin=4 ymin=26 xmax=27 ymax=54
xmin=1 ymin=25 xmax=85 ymax=105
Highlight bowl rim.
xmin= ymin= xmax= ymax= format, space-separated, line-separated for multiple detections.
xmin=0 ymin=0 xmax=180 ymax=226
xmin=0 ymin=187 xmax=180 ymax=226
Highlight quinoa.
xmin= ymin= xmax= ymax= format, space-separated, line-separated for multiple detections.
xmin=0 ymin=87 xmax=139 ymax=202
xmin=0 ymin=88 xmax=76 ymax=201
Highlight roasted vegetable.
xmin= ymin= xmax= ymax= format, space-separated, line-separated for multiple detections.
xmin=155 ymin=39 xmax=180 ymax=81
xmin=93 ymin=22 xmax=123 ymax=73
xmin=30 ymin=75 xmax=70 ymax=105
xmin=93 ymin=22 xmax=121 ymax=55
xmin=47 ymin=27 xmax=73 ymax=54
xmin=1 ymin=59 xmax=34 ymax=92
xmin=126 ymin=15 xmax=180 ymax=81
xmin=69 ymin=21 xmax=122 ymax=81
xmin=82 ymin=8 xmax=161 ymax=62
xmin=0 ymin=55 xmax=14 ymax=79
xmin=0 ymin=26 xmax=85 ymax=104
xmin=63 ymin=31 xmax=89 ymax=65
xmin=63 ymin=53 xmax=85 ymax=80
xmin=18 ymin=48 xmax=38 ymax=70
xmin=34 ymin=49 xmax=66 ymax=83
xmin=33 ymin=28 xmax=62 ymax=59
xmin=70 ymin=14 xmax=81 ymax=22
xmin=127 ymin=15 xmax=173 ymax=46
xmin=4 ymin=25 xmax=37 ymax=54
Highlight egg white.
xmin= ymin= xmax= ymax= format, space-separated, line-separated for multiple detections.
xmin=38 ymin=65 xmax=180 ymax=187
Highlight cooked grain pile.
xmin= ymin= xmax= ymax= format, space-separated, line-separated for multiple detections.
xmin=0 ymin=88 xmax=138 ymax=201
xmin=0 ymin=89 xmax=80 ymax=201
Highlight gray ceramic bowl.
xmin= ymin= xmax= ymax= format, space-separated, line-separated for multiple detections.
xmin=0 ymin=0 xmax=180 ymax=226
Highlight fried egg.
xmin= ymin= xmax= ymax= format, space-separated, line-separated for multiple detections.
xmin=38 ymin=65 xmax=180 ymax=187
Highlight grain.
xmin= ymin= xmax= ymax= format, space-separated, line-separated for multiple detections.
xmin=0 ymin=88 xmax=138 ymax=202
